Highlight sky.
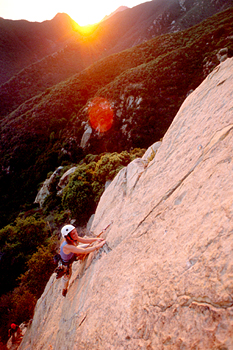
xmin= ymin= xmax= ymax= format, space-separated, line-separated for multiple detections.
xmin=0 ymin=0 xmax=148 ymax=26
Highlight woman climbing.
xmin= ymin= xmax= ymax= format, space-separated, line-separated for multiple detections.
xmin=60 ymin=224 xmax=105 ymax=297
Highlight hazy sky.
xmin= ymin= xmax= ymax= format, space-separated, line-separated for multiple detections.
xmin=0 ymin=0 xmax=150 ymax=26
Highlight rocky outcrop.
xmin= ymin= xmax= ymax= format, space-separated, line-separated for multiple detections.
xmin=217 ymin=47 xmax=229 ymax=63
xmin=80 ymin=125 xmax=92 ymax=149
xmin=57 ymin=166 xmax=77 ymax=196
xmin=142 ymin=141 xmax=161 ymax=163
xmin=35 ymin=165 xmax=78 ymax=204
xmin=34 ymin=166 xmax=63 ymax=207
xmin=19 ymin=58 xmax=233 ymax=350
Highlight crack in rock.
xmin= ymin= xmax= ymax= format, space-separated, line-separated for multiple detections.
xmin=203 ymin=124 xmax=233 ymax=156
xmin=134 ymin=124 xmax=233 ymax=234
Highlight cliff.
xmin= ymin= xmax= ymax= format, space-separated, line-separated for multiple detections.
xmin=19 ymin=58 xmax=233 ymax=349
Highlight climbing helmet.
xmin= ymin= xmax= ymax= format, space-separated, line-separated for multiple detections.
xmin=61 ymin=224 xmax=75 ymax=238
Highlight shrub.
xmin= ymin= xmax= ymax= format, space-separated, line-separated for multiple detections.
xmin=94 ymin=151 xmax=132 ymax=184
xmin=0 ymin=229 xmax=58 ymax=344
xmin=0 ymin=216 xmax=50 ymax=296
xmin=18 ymin=239 xmax=57 ymax=298
xmin=62 ymin=164 xmax=95 ymax=223
xmin=61 ymin=149 xmax=146 ymax=221
xmin=11 ymin=287 xmax=36 ymax=325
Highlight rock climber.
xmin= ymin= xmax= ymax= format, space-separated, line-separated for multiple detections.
xmin=60 ymin=224 xmax=105 ymax=297
xmin=8 ymin=323 xmax=20 ymax=343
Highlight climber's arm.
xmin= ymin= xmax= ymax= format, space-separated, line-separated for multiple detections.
xmin=65 ymin=240 xmax=105 ymax=255
xmin=77 ymin=236 xmax=104 ymax=244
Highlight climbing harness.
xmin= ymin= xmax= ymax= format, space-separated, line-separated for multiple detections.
xmin=54 ymin=259 xmax=67 ymax=279
xmin=54 ymin=255 xmax=64 ymax=278
xmin=53 ymin=253 xmax=75 ymax=279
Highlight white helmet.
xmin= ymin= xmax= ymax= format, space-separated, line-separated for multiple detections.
xmin=61 ymin=224 xmax=75 ymax=238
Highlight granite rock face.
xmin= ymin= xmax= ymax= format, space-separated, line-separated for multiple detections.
xmin=19 ymin=58 xmax=233 ymax=350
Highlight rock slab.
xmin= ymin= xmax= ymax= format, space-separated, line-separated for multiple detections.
xmin=19 ymin=58 xmax=233 ymax=350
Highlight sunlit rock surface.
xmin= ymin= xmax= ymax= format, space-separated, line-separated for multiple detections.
xmin=20 ymin=58 xmax=233 ymax=350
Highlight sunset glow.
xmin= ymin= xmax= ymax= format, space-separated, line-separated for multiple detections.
xmin=77 ymin=24 xmax=97 ymax=36
xmin=0 ymin=0 xmax=146 ymax=26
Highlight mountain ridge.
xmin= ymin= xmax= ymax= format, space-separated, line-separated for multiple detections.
xmin=101 ymin=6 xmax=129 ymax=21
xmin=0 ymin=13 xmax=81 ymax=85
xmin=1 ymin=0 xmax=232 ymax=87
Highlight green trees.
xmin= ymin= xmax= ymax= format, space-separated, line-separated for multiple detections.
xmin=61 ymin=150 xmax=145 ymax=223
xmin=18 ymin=241 xmax=57 ymax=299
xmin=0 ymin=216 xmax=50 ymax=295
xmin=62 ymin=163 xmax=95 ymax=223
xmin=0 ymin=215 xmax=57 ymax=343
xmin=0 ymin=259 xmax=48 ymax=343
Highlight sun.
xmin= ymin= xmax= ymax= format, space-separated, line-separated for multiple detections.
xmin=73 ymin=13 xmax=103 ymax=27
xmin=66 ymin=2 xmax=108 ymax=26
